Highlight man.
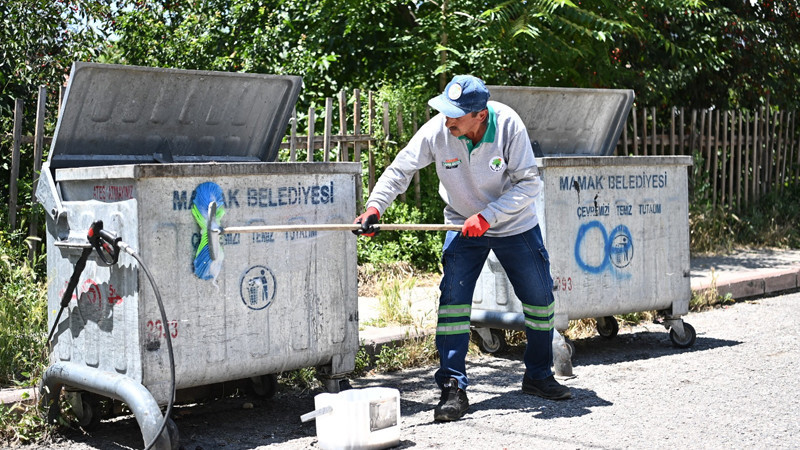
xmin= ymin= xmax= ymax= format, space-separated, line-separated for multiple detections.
xmin=353 ymin=75 xmax=571 ymax=422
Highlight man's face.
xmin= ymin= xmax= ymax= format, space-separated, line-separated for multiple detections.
xmin=444 ymin=110 xmax=486 ymax=138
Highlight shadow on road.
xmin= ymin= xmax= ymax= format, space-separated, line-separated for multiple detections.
xmin=571 ymin=332 xmax=742 ymax=367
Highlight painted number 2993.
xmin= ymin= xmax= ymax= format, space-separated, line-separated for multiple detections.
xmin=554 ymin=276 xmax=573 ymax=292
xmin=146 ymin=320 xmax=179 ymax=339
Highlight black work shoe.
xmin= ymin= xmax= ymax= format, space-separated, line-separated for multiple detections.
xmin=434 ymin=378 xmax=469 ymax=421
xmin=522 ymin=374 xmax=572 ymax=400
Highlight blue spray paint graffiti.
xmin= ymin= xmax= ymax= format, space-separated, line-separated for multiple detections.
xmin=574 ymin=221 xmax=634 ymax=279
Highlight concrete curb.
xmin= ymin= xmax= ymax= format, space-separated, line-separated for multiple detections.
xmin=0 ymin=387 xmax=35 ymax=407
xmin=693 ymin=268 xmax=800 ymax=300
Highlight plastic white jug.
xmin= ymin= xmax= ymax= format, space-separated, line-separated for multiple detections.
xmin=301 ymin=387 xmax=401 ymax=450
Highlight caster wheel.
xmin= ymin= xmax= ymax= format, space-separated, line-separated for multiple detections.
xmin=473 ymin=329 xmax=508 ymax=354
xmin=564 ymin=338 xmax=575 ymax=358
xmin=75 ymin=393 xmax=106 ymax=430
xmin=596 ymin=316 xmax=619 ymax=339
xmin=321 ymin=377 xmax=352 ymax=393
xmin=669 ymin=322 xmax=696 ymax=348
xmin=249 ymin=374 xmax=278 ymax=399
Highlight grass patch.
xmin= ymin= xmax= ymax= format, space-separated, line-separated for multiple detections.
xmin=365 ymin=277 xmax=416 ymax=327
xmin=690 ymin=182 xmax=800 ymax=254
xmin=565 ymin=319 xmax=598 ymax=340
xmin=0 ymin=400 xmax=52 ymax=446
xmin=373 ymin=335 xmax=438 ymax=372
xmin=689 ymin=269 xmax=735 ymax=311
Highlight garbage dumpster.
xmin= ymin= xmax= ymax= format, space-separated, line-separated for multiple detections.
xmin=36 ymin=62 xmax=361 ymax=448
xmin=469 ymin=86 xmax=695 ymax=373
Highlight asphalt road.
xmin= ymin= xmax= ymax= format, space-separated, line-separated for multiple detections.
xmin=24 ymin=290 xmax=800 ymax=450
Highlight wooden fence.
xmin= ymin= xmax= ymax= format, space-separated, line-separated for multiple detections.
xmin=5 ymin=87 xmax=800 ymax=242
xmin=619 ymin=105 xmax=799 ymax=213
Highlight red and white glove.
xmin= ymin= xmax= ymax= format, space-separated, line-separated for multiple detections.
xmin=353 ymin=206 xmax=381 ymax=237
xmin=462 ymin=213 xmax=490 ymax=237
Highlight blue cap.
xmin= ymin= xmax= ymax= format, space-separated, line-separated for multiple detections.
xmin=428 ymin=75 xmax=490 ymax=118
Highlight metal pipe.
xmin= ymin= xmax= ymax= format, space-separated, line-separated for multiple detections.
xmin=470 ymin=310 xmax=525 ymax=330
xmin=471 ymin=310 xmax=574 ymax=377
xmin=40 ymin=362 xmax=172 ymax=450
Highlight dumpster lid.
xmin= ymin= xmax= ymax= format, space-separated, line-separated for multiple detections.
xmin=487 ymin=86 xmax=634 ymax=157
xmin=47 ymin=62 xmax=302 ymax=170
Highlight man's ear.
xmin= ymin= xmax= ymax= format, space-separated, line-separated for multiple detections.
xmin=477 ymin=109 xmax=489 ymax=122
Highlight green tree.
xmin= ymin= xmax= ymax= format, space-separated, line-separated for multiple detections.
xmin=106 ymin=0 xmax=443 ymax=105
xmin=1 ymin=0 xmax=109 ymax=242
xmin=1 ymin=0 xmax=109 ymax=118
xmin=480 ymin=0 xmax=800 ymax=109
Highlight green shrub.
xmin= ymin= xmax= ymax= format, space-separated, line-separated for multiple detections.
xmin=0 ymin=228 xmax=48 ymax=387
xmin=690 ymin=182 xmax=800 ymax=254
xmin=356 ymin=202 xmax=445 ymax=272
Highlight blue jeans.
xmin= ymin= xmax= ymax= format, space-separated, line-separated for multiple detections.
xmin=435 ymin=225 xmax=555 ymax=390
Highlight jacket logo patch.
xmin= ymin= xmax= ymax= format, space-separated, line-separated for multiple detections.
xmin=489 ymin=157 xmax=505 ymax=172
xmin=442 ymin=158 xmax=462 ymax=169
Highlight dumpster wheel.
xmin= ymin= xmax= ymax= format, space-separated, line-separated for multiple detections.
xmin=595 ymin=316 xmax=619 ymax=339
xmin=669 ymin=322 xmax=696 ymax=348
xmin=249 ymin=374 xmax=278 ymax=399
xmin=472 ymin=328 xmax=508 ymax=354
xmin=67 ymin=391 xmax=107 ymax=431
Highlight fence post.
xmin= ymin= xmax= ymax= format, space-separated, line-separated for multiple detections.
xmin=307 ymin=106 xmax=315 ymax=162
xmin=791 ymin=111 xmax=798 ymax=185
xmin=688 ymin=109 xmax=697 ymax=157
xmin=412 ymin=111 xmax=421 ymax=208
xmin=669 ymin=107 xmax=676 ymax=155
xmin=712 ymin=109 xmax=720 ymax=208
xmin=395 ymin=105 xmax=405 ymax=203
xmin=382 ymin=102 xmax=390 ymax=170
xmin=338 ymin=90 xmax=347 ymax=161
xmin=760 ymin=100 xmax=772 ymax=196
xmin=767 ymin=110 xmax=777 ymax=194
xmin=720 ymin=110 xmax=728 ymax=206
xmin=780 ymin=111 xmax=790 ymax=194
xmin=704 ymin=110 xmax=712 ymax=176
xmin=641 ymin=107 xmax=647 ymax=156
xmin=29 ymin=87 xmax=47 ymax=260
xmin=10 ymin=99 xmax=23 ymax=230
xmin=368 ymin=92 xmax=376 ymax=193
xmin=353 ymin=89 xmax=363 ymax=212
xmin=323 ymin=97 xmax=333 ymax=162
xmin=651 ymin=106 xmax=657 ymax=155
xmin=734 ymin=111 xmax=742 ymax=212
xmin=777 ymin=109 xmax=784 ymax=193
xmin=753 ymin=108 xmax=760 ymax=201
xmin=289 ymin=109 xmax=298 ymax=162
xmin=743 ymin=110 xmax=751 ymax=210
xmin=679 ymin=107 xmax=685 ymax=155
xmin=353 ymin=89 xmax=362 ymax=164
xmin=621 ymin=116 xmax=628 ymax=156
